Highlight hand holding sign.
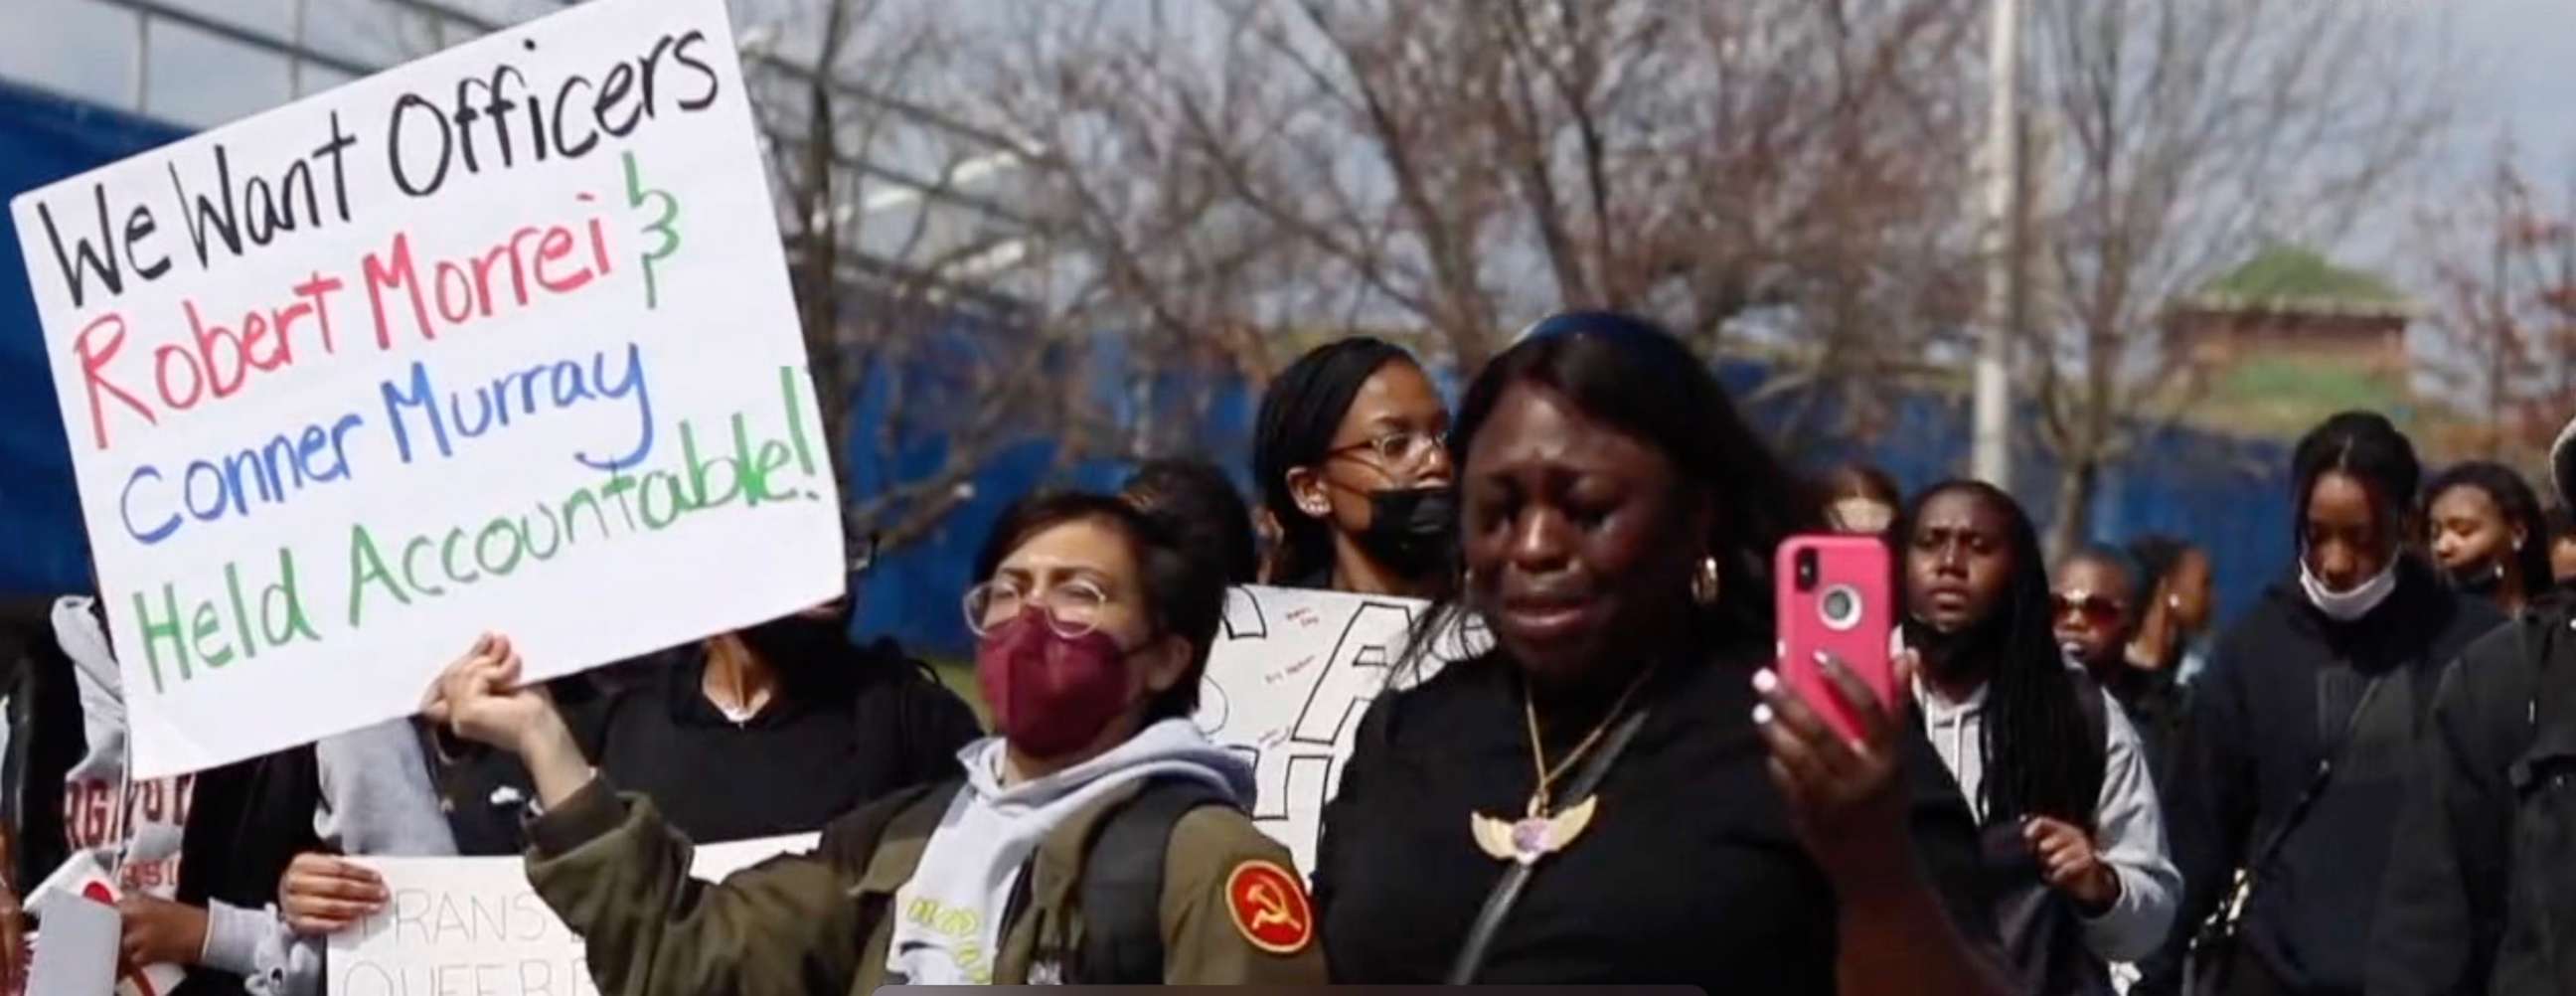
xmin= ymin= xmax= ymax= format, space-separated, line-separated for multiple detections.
xmin=280 ymin=854 xmax=390 ymax=937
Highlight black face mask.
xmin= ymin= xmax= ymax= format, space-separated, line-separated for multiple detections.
xmin=1357 ymin=485 xmax=1457 ymax=580
xmin=2445 ymin=561 xmax=2505 ymax=596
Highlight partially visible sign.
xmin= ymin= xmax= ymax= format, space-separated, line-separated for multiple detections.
xmin=1192 ymin=585 xmax=1485 ymax=875
xmin=327 ymin=833 xmax=815 ymax=996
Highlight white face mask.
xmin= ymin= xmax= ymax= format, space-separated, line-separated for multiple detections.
xmin=2299 ymin=557 xmax=2399 ymax=621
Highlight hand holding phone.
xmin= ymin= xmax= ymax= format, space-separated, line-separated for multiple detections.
xmin=1773 ymin=535 xmax=1898 ymax=745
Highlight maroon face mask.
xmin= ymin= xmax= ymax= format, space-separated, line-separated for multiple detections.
xmin=975 ymin=607 xmax=1136 ymax=758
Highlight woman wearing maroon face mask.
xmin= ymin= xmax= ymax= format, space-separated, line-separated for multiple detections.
xmin=418 ymin=493 xmax=1326 ymax=991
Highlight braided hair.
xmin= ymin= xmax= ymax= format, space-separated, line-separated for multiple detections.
xmin=1903 ymin=480 xmax=2107 ymax=830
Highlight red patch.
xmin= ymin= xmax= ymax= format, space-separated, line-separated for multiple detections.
xmin=1224 ymin=860 xmax=1313 ymax=954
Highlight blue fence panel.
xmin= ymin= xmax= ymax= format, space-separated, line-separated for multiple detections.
xmin=0 ymin=81 xmax=188 ymax=597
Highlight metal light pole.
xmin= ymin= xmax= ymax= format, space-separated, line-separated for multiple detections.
xmin=1971 ymin=0 xmax=2021 ymax=489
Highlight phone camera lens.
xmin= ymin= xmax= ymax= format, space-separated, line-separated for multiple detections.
xmin=1795 ymin=549 xmax=1819 ymax=590
xmin=1820 ymin=585 xmax=1862 ymax=631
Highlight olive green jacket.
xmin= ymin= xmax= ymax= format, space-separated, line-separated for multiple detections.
xmin=524 ymin=776 xmax=1326 ymax=994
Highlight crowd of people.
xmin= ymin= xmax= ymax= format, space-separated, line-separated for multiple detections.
xmin=0 ymin=310 xmax=2572 ymax=994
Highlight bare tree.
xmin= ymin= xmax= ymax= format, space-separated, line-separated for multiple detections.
xmin=2420 ymin=136 xmax=2576 ymax=461
xmin=2021 ymin=0 xmax=2451 ymax=554
xmin=931 ymin=0 xmax=1990 ymax=450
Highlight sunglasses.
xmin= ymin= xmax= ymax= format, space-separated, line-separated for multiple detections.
xmin=2053 ymin=592 xmax=2126 ymax=623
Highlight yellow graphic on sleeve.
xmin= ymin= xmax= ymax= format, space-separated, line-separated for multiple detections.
xmin=903 ymin=897 xmax=996 ymax=984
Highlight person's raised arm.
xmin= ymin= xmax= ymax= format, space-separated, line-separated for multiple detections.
xmin=421 ymin=633 xmax=863 ymax=996
xmin=418 ymin=634 xmax=590 ymax=808
xmin=1755 ymin=651 xmax=2012 ymax=996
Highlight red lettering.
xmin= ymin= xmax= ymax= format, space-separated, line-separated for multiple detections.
xmin=152 ymin=343 xmax=205 ymax=411
xmin=175 ymin=773 xmax=197 ymax=825
xmin=363 ymin=232 xmax=436 ymax=349
xmin=140 ymin=780 xmax=165 ymax=822
xmin=74 ymin=313 xmax=155 ymax=449
xmin=587 ymin=214 xmax=612 ymax=275
xmin=241 ymin=310 xmax=284 ymax=373
xmin=434 ymin=260 xmax=477 ymax=324
xmin=182 ymin=300 xmax=249 ymax=398
xmin=291 ymin=271 xmax=346 ymax=354
xmin=535 ymin=226 xmax=594 ymax=294
xmin=474 ymin=228 xmax=543 ymax=308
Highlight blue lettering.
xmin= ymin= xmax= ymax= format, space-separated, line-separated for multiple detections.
xmin=121 ymin=466 xmax=181 ymax=544
xmin=573 ymin=341 xmax=653 ymax=471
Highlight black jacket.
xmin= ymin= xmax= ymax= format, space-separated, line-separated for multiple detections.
xmin=2370 ymin=594 xmax=2576 ymax=996
xmin=2142 ymin=560 xmax=2504 ymax=996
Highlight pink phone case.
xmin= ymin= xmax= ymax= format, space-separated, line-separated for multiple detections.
xmin=1774 ymin=535 xmax=1898 ymax=744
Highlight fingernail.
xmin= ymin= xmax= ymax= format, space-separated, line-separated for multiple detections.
xmin=1815 ymin=651 xmax=1844 ymax=674
xmin=1752 ymin=703 xmax=1775 ymax=726
xmin=1752 ymin=668 xmax=1779 ymax=694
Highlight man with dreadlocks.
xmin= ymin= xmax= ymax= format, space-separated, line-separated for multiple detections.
xmin=1901 ymin=480 xmax=2180 ymax=995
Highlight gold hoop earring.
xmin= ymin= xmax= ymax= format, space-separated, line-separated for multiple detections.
xmin=1690 ymin=556 xmax=1722 ymax=605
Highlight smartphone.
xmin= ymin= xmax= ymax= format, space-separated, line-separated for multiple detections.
xmin=1774 ymin=535 xmax=1898 ymax=745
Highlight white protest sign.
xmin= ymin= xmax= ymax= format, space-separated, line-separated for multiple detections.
xmin=1191 ymin=585 xmax=1487 ymax=875
xmin=22 ymin=893 xmax=121 ymax=996
xmin=329 ymin=833 xmax=816 ymax=996
xmin=8 ymin=0 xmax=841 ymax=777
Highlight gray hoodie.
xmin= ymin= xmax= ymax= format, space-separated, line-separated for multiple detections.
xmin=885 ymin=718 xmax=1254 ymax=985
xmin=47 ymin=596 xmax=456 ymax=996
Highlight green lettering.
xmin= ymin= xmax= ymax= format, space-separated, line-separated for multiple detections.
xmin=598 ymin=470 xmax=643 ymax=531
xmin=780 ymin=366 xmax=817 ymax=477
xmin=130 ymin=585 xmax=191 ymax=694
xmin=259 ymin=547 xmax=319 ymax=647
xmin=681 ymin=418 xmax=741 ymax=510
xmin=523 ymin=504 xmax=565 ymax=561
xmin=440 ymin=528 xmax=481 ymax=584
xmin=191 ymin=599 xmax=235 ymax=669
xmin=346 ymin=523 xmax=409 ymax=627
xmin=637 ymin=470 xmax=690 ymax=530
xmin=474 ymin=518 xmax=526 ymax=576
xmin=223 ymin=561 xmax=256 ymax=662
xmin=755 ymin=440 xmax=794 ymax=501
xmin=400 ymin=536 xmax=447 ymax=597
xmin=561 ymin=484 xmax=611 ymax=545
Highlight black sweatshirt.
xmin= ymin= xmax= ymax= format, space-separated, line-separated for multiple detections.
xmin=439 ymin=639 xmax=982 ymax=854
xmin=2370 ymin=594 xmax=2576 ymax=996
xmin=2140 ymin=559 xmax=2502 ymax=996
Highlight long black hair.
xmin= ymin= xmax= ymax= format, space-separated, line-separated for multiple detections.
xmin=2291 ymin=412 xmax=2422 ymax=548
xmin=1252 ymin=338 xmax=1417 ymax=585
xmin=2424 ymin=460 xmax=2555 ymax=597
xmin=972 ymin=491 xmax=1223 ymax=722
xmin=1403 ymin=312 xmax=1821 ymax=665
xmin=1903 ymin=480 xmax=2106 ymax=830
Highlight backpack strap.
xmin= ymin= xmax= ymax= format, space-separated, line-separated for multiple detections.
xmin=1073 ymin=776 xmax=1240 ymax=984
xmin=824 ymin=777 xmax=961 ymax=875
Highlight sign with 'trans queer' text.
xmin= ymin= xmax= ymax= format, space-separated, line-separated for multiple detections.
xmin=8 ymin=0 xmax=842 ymax=777
xmin=329 ymin=834 xmax=818 ymax=996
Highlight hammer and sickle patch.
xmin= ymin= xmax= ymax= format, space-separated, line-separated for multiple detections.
xmin=1223 ymin=859 xmax=1314 ymax=954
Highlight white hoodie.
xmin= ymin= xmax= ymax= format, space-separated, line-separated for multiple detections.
xmin=885 ymin=718 xmax=1255 ymax=985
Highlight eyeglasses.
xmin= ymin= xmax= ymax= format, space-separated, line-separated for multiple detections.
xmin=2053 ymin=592 xmax=2126 ymax=624
xmin=1329 ymin=428 xmax=1446 ymax=467
xmin=963 ymin=578 xmax=1110 ymax=639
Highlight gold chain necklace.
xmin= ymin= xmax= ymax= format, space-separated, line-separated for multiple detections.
xmin=1471 ymin=666 xmax=1654 ymax=865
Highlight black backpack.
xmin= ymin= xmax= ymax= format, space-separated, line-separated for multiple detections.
xmin=830 ymin=774 xmax=1238 ymax=984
